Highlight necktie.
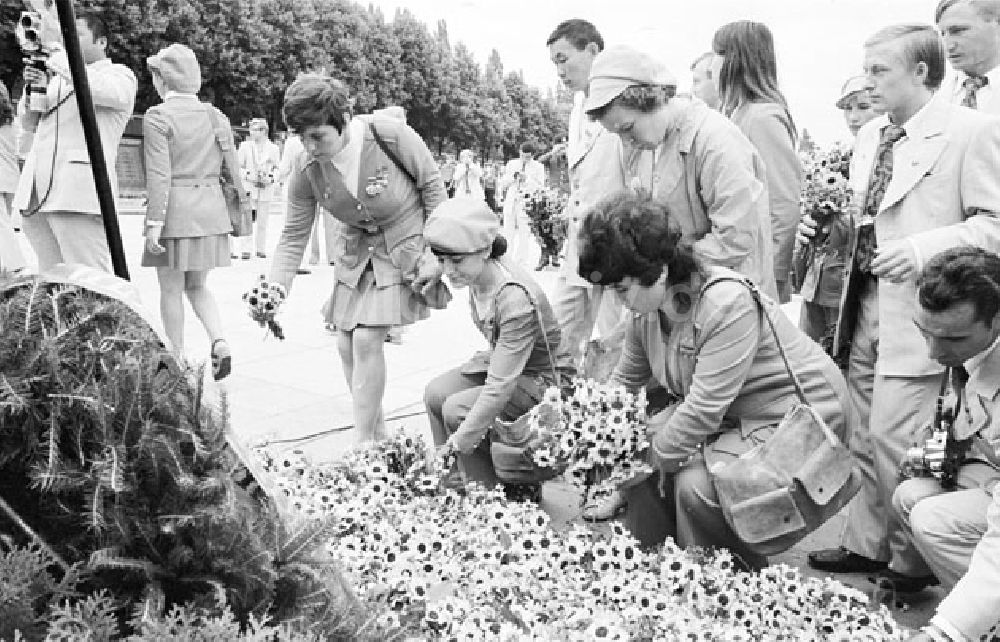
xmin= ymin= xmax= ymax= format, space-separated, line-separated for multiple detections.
xmin=952 ymin=365 xmax=970 ymax=391
xmin=961 ymin=75 xmax=988 ymax=109
xmin=855 ymin=124 xmax=906 ymax=274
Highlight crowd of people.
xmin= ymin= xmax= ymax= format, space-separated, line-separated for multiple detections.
xmin=3 ymin=1 xmax=1000 ymax=639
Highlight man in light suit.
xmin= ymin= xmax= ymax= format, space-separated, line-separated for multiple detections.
xmin=545 ymin=19 xmax=631 ymax=369
xmin=936 ymin=0 xmax=1000 ymax=113
xmin=14 ymin=11 xmax=137 ymax=272
xmin=806 ymin=24 xmax=1000 ymax=582
xmin=237 ymin=117 xmax=281 ymax=259
xmin=898 ymin=248 xmax=1000 ymax=641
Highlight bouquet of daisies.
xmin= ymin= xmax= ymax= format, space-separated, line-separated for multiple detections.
xmin=523 ymin=187 xmax=569 ymax=262
xmin=792 ymin=143 xmax=855 ymax=290
xmin=518 ymin=378 xmax=653 ymax=503
xmin=243 ymin=274 xmax=287 ymax=340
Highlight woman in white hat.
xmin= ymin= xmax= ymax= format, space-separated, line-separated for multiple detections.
xmin=423 ymin=198 xmax=574 ymax=501
xmin=142 ymin=43 xmax=244 ymax=380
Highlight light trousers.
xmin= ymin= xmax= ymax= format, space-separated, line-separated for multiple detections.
xmin=0 ymin=193 xmax=26 ymax=271
xmin=892 ymin=464 xmax=997 ymax=587
xmin=239 ymin=198 xmax=272 ymax=255
xmin=22 ymin=211 xmax=112 ymax=272
xmin=551 ymin=278 xmax=627 ymax=368
xmin=840 ymin=278 xmax=941 ymax=562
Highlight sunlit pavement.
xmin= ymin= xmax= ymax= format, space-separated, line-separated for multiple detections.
xmin=11 ymin=206 xmax=939 ymax=629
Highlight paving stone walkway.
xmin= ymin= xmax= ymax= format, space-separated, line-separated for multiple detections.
xmin=11 ymin=206 xmax=940 ymax=631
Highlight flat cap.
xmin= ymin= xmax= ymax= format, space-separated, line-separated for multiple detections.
xmin=424 ymin=198 xmax=500 ymax=255
xmin=583 ymin=45 xmax=676 ymax=112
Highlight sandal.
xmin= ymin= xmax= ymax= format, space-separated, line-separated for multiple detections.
xmin=582 ymin=489 xmax=627 ymax=522
xmin=210 ymin=339 xmax=232 ymax=381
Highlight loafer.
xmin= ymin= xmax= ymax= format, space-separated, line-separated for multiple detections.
xmin=241 ymin=252 xmax=252 ymax=260
xmin=807 ymin=547 xmax=887 ymax=573
xmin=256 ymin=252 xmax=267 ymax=258
xmin=295 ymin=268 xmax=312 ymax=275
xmin=870 ymin=569 xmax=939 ymax=593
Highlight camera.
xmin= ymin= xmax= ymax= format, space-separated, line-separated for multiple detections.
xmin=16 ymin=11 xmax=51 ymax=112
xmin=901 ymin=396 xmax=970 ymax=490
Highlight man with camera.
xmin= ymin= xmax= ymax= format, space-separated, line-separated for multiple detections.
xmin=237 ymin=118 xmax=280 ymax=260
xmin=894 ymin=247 xmax=1000 ymax=642
xmin=804 ymin=24 xmax=1000 ymax=579
xmin=13 ymin=9 xmax=136 ymax=272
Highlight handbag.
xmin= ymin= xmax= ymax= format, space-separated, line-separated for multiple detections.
xmin=708 ymin=277 xmax=861 ymax=556
xmin=203 ymin=105 xmax=251 ymax=237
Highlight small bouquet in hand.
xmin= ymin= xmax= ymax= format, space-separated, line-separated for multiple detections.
xmin=243 ymin=275 xmax=286 ymax=340
xmin=521 ymin=378 xmax=652 ymax=503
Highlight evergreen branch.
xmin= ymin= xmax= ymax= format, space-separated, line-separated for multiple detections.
xmin=0 ymin=492 xmax=69 ymax=572
xmin=87 ymin=548 xmax=160 ymax=579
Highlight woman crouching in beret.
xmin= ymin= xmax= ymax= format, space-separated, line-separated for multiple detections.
xmin=423 ymin=199 xmax=575 ymax=501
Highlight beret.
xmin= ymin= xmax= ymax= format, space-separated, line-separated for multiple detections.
xmin=424 ymin=198 xmax=500 ymax=254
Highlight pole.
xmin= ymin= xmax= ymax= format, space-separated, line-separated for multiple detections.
xmin=53 ymin=0 xmax=130 ymax=280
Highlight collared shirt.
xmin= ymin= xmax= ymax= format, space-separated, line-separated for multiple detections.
xmin=949 ymin=66 xmax=1000 ymax=111
xmin=164 ymin=91 xmax=198 ymax=101
xmin=330 ymin=118 xmax=365 ymax=199
xmin=965 ymin=333 xmax=1000 ymax=379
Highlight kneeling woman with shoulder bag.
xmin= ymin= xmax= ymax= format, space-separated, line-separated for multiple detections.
xmin=577 ymin=191 xmax=859 ymax=570
xmin=423 ymin=199 xmax=575 ymax=502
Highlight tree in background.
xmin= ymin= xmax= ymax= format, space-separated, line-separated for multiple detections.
xmin=4 ymin=0 xmax=565 ymax=158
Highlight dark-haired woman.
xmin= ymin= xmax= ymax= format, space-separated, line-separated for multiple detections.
xmin=423 ymin=198 xmax=574 ymax=497
xmin=269 ymin=73 xmax=448 ymax=442
xmin=711 ymin=21 xmax=803 ymax=302
xmin=583 ymin=45 xmax=778 ymax=300
xmin=578 ymin=191 xmax=856 ymax=569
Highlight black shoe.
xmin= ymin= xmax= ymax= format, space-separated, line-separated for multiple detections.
xmin=296 ymin=268 xmax=311 ymax=275
xmin=807 ymin=547 xmax=887 ymax=573
xmin=869 ymin=569 xmax=939 ymax=593
xmin=256 ymin=251 xmax=267 ymax=258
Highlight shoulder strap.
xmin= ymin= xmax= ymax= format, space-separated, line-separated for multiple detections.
xmin=493 ymin=280 xmax=561 ymax=385
xmin=368 ymin=122 xmax=417 ymax=185
xmin=702 ymin=275 xmax=809 ymax=406
xmin=202 ymin=104 xmax=241 ymax=184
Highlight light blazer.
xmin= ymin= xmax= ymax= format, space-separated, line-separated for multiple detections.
xmin=143 ymin=96 xmax=242 ymax=239
xmin=635 ymin=97 xmax=778 ymax=299
xmin=611 ymin=268 xmax=855 ymax=466
xmin=238 ymin=138 xmax=281 ymax=201
xmin=559 ymin=92 xmax=631 ymax=288
xmin=934 ymin=488 xmax=1000 ymax=641
xmin=833 ymin=99 xmax=1000 ymax=376
xmin=730 ymin=102 xmax=803 ymax=290
xmin=13 ymin=55 xmax=136 ymax=215
xmin=269 ymin=115 xmax=447 ymax=293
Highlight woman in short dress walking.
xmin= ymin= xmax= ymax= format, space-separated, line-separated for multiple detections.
xmin=142 ymin=44 xmax=243 ymax=380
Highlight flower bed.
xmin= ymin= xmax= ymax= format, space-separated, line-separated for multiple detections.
xmin=256 ymin=433 xmax=906 ymax=641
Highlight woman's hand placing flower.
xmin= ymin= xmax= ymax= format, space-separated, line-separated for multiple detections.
xmin=242 ymin=275 xmax=287 ymax=340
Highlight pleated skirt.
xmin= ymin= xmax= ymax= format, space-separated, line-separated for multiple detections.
xmin=322 ymin=263 xmax=429 ymax=331
xmin=141 ymin=234 xmax=231 ymax=270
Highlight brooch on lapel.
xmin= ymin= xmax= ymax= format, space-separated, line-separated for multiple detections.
xmin=365 ymin=166 xmax=390 ymax=197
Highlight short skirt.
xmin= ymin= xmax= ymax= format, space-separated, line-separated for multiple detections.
xmin=322 ymin=262 xmax=429 ymax=331
xmin=141 ymin=234 xmax=231 ymax=270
